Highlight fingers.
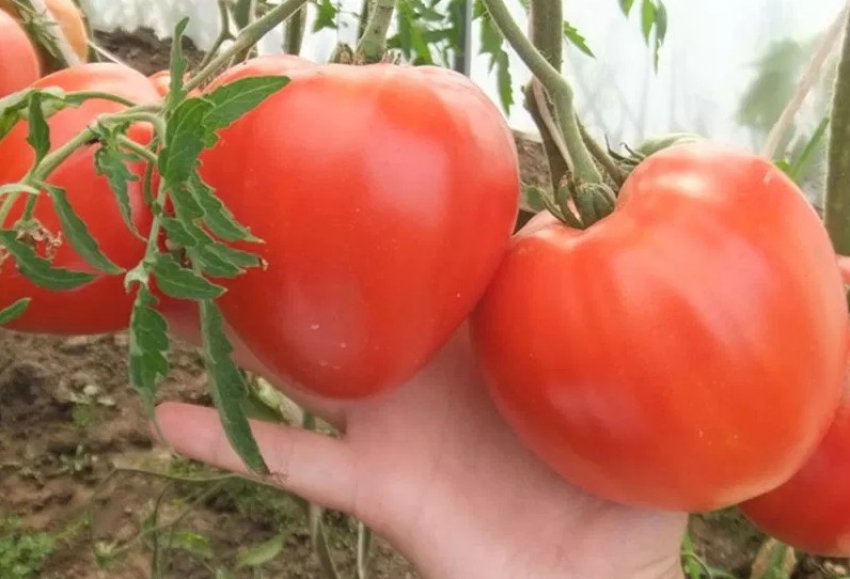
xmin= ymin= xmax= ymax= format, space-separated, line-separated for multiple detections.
xmin=155 ymin=402 xmax=357 ymax=514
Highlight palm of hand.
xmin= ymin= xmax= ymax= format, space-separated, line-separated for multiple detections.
xmin=157 ymin=327 xmax=687 ymax=579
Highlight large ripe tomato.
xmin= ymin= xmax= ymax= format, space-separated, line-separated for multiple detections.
xmin=0 ymin=0 xmax=89 ymax=68
xmin=198 ymin=55 xmax=519 ymax=399
xmin=740 ymin=341 xmax=850 ymax=556
xmin=0 ymin=63 xmax=160 ymax=334
xmin=471 ymin=143 xmax=847 ymax=511
xmin=0 ymin=9 xmax=40 ymax=98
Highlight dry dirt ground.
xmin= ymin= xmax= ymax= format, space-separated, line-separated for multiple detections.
xmin=1 ymin=27 xmax=849 ymax=579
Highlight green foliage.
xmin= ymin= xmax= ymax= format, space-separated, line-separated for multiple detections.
xmin=389 ymin=0 xmax=468 ymax=67
xmin=563 ymin=20 xmax=594 ymax=57
xmin=619 ymin=0 xmax=667 ymax=69
xmin=0 ymin=517 xmax=56 ymax=579
xmin=474 ymin=0 xmax=514 ymax=113
xmin=0 ymin=298 xmax=30 ymax=326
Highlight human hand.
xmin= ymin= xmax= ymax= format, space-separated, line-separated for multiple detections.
xmin=155 ymin=324 xmax=687 ymax=579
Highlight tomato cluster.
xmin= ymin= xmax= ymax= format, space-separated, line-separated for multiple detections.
xmin=1 ymin=43 xmax=849 ymax=560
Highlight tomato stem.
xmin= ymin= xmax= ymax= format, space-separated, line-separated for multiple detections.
xmin=197 ymin=0 xmax=236 ymax=71
xmin=356 ymin=0 xmax=396 ymax=63
xmin=825 ymin=6 xmax=850 ymax=254
xmin=524 ymin=0 xmax=568 ymax=190
xmin=67 ymin=90 xmax=140 ymax=108
xmin=283 ymin=6 xmax=307 ymax=55
xmin=12 ymin=0 xmax=82 ymax=69
xmin=184 ymin=0 xmax=311 ymax=94
xmin=480 ymin=0 xmax=601 ymax=185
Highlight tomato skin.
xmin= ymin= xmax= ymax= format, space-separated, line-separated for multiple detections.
xmin=471 ymin=143 xmax=847 ymax=511
xmin=199 ymin=56 xmax=519 ymax=399
xmin=0 ymin=10 xmax=40 ymax=98
xmin=740 ymin=350 xmax=850 ymax=556
xmin=0 ymin=63 xmax=160 ymax=334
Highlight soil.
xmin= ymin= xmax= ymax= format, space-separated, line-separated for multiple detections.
xmin=1 ymin=26 xmax=847 ymax=579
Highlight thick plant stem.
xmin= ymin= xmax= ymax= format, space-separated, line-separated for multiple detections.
xmin=524 ymin=0 xmax=568 ymax=188
xmin=283 ymin=7 xmax=307 ymax=55
xmin=356 ymin=0 xmax=396 ymax=63
xmin=14 ymin=0 xmax=82 ymax=68
xmin=185 ymin=0 xmax=311 ymax=93
xmin=826 ymin=7 xmax=850 ymax=254
xmin=198 ymin=0 xmax=235 ymax=70
xmin=481 ymin=0 xmax=601 ymax=184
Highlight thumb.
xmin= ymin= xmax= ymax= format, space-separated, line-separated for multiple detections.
xmin=155 ymin=402 xmax=357 ymax=514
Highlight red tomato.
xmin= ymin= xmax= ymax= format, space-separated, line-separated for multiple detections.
xmin=740 ymin=343 xmax=850 ymax=556
xmin=198 ymin=55 xmax=519 ymax=399
xmin=0 ymin=9 xmax=40 ymax=98
xmin=148 ymin=70 xmax=171 ymax=96
xmin=471 ymin=143 xmax=847 ymax=511
xmin=0 ymin=63 xmax=160 ymax=334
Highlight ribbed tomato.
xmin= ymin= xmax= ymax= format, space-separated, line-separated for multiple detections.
xmin=0 ymin=9 xmax=39 ymax=98
xmin=0 ymin=63 xmax=160 ymax=334
xmin=471 ymin=143 xmax=847 ymax=511
xmin=198 ymin=55 xmax=519 ymax=399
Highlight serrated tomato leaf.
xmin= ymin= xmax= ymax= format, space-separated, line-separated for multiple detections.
xmin=129 ymin=286 xmax=170 ymax=415
xmin=200 ymin=299 xmax=268 ymax=474
xmin=169 ymin=182 xmax=205 ymax=220
xmin=563 ymin=20 xmax=594 ymax=57
xmin=476 ymin=2 xmax=513 ymax=113
xmin=44 ymin=185 xmax=124 ymax=274
xmin=0 ymin=298 xmax=30 ymax=325
xmin=188 ymin=176 xmax=259 ymax=242
xmin=203 ymin=76 xmax=290 ymax=138
xmin=167 ymin=18 xmax=191 ymax=108
xmin=619 ymin=0 xmax=635 ymax=15
xmin=94 ymin=139 xmax=142 ymax=238
xmin=27 ymin=92 xmax=51 ymax=164
xmin=159 ymin=98 xmax=213 ymax=184
xmin=0 ymin=228 xmax=96 ymax=289
xmin=160 ymin=217 xmax=199 ymax=247
xmin=152 ymin=253 xmax=225 ymax=300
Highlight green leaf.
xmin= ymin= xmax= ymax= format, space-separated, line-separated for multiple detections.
xmin=0 ymin=228 xmax=96 ymax=290
xmin=44 ymin=185 xmax=124 ymax=274
xmin=171 ymin=531 xmax=215 ymax=559
xmin=563 ymin=20 xmax=594 ymax=57
xmin=158 ymin=98 xmax=213 ymax=184
xmin=128 ymin=287 xmax=170 ymax=415
xmin=619 ymin=0 xmax=635 ymax=15
xmin=312 ymin=0 xmax=337 ymax=32
xmin=653 ymin=0 xmax=668 ymax=69
xmin=200 ymin=299 xmax=268 ymax=474
xmin=203 ymin=76 xmax=290 ymax=137
xmin=235 ymin=534 xmax=286 ymax=569
xmin=170 ymin=182 xmax=205 ymax=221
xmin=188 ymin=175 xmax=259 ymax=242
xmin=0 ymin=89 xmax=35 ymax=139
xmin=94 ymin=137 xmax=142 ymax=238
xmin=641 ymin=0 xmax=656 ymax=42
xmin=27 ymin=92 xmax=51 ymax=164
xmin=788 ymin=117 xmax=829 ymax=182
xmin=167 ymin=18 xmax=190 ymax=108
xmin=477 ymin=1 xmax=514 ymax=113
xmin=152 ymin=253 xmax=225 ymax=300
xmin=0 ymin=298 xmax=30 ymax=325
xmin=160 ymin=217 xmax=200 ymax=247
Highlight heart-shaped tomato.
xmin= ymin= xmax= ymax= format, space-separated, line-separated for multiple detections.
xmin=471 ymin=143 xmax=847 ymax=511
xmin=198 ymin=56 xmax=519 ymax=399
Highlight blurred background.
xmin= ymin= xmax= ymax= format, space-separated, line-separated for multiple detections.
xmin=78 ymin=0 xmax=844 ymax=146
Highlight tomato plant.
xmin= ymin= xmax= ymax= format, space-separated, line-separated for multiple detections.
xmin=0 ymin=0 xmax=89 ymax=69
xmin=0 ymin=63 xmax=160 ymax=334
xmin=0 ymin=9 xmax=40 ymax=98
xmin=471 ymin=143 xmax=847 ymax=512
xmin=198 ymin=55 xmax=519 ymax=398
